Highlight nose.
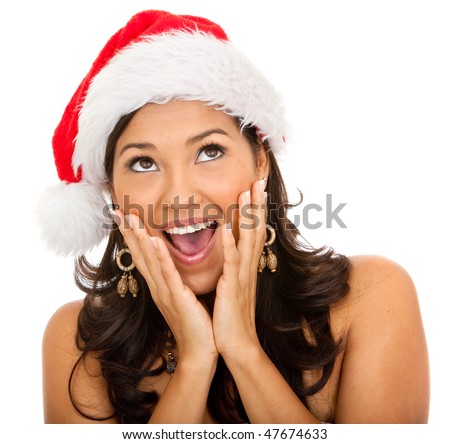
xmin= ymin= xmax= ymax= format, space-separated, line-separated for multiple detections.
xmin=159 ymin=168 xmax=202 ymax=222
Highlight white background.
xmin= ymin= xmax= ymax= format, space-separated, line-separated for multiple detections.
xmin=0 ymin=0 xmax=448 ymax=438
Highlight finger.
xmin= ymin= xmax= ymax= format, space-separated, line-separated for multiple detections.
xmin=252 ymin=179 xmax=268 ymax=270
xmin=236 ymin=189 xmax=255 ymax=265
xmin=127 ymin=214 xmax=196 ymax=310
xmin=112 ymin=209 xmax=153 ymax=284
xmin=125 ymin=213 xmax=167 ymax=299
xmin=237 ymin=180 xmax=266 ymax=271
xmin=220 ymin=222 xmax=240 ymax=288
xmin=150 ymin=237 xmax=197 ymax=307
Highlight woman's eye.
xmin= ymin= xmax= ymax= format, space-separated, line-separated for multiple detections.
xmin=129 ymin=157 xmax=158 ymax=172
xmin=196 ymin=145 xmax=225 ymax=163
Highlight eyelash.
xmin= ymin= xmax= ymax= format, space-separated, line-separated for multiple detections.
xmin=126 ymin=155 xmax=156 ymax=172
xmin=126 ymin=143 xmax=226 ymax=172
xmin=197 ymin=142 xmax=226 ymax=162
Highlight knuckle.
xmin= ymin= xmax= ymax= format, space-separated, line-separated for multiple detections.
xmin=181 ymin=286 xmax=192 ymax=297
xmin=133 ymin=231 xmax=146 ymax=242
xmin=161 ymin=266 xmax=173 ymax=280
xmin=248 ymin=237 xmax=257 ymax=249
xmin=228 ymin=251 xmax=240 ymax=266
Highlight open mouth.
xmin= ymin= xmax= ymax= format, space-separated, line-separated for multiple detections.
xmin=162 ymin=220 xmax=219 ymax=262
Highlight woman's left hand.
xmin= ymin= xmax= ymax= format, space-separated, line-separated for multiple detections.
xmin=213 ymin=178 xmax=267 ymax=359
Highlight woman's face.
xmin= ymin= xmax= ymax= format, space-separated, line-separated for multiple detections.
xmin=111 ymin=100 xmax=269 ymax=295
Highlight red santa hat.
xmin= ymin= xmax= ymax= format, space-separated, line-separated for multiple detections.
xmin=37 ymin=9 xmax=287 ymax=256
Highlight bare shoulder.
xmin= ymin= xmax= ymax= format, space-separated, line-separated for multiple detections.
xmin=43 ymin=300 xmax=84 ymax=371
xmin=42 ymin=299 xmax=116 ymax=423
xmin=342 ymin=254 xmax=419 ymax=313
xmin=330 ymin=255 xmax=420 ymax=342
xmin=350 ymin=253 xmax=416 ymax=291
xmin=331 ymin=255 xmax=430 ymax=423
xmin=44 ymin=300 xmax=83 ymax=344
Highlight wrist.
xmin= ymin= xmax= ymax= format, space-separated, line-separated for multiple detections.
xmin=220 ymin=341 xmax=265 ymax=370
xmin=177 ymin=352 xmax=218 ymax=377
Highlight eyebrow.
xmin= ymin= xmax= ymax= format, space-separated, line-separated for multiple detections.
xmin=186 ymin=128 xmax=229 ymax=145
xmin=119 ymin=142 xmax=156 ymax=158
xmin=118 ymin=128 xmax=230 ymax=158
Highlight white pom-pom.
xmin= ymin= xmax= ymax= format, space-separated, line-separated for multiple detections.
xmin=35 ymin=181 xmax=111 ymax=257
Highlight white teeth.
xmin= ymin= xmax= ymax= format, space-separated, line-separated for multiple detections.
xmin=164 ymin=220 xmax=215 ymax=235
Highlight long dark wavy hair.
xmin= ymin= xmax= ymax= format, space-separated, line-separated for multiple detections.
xmin=70 ymin=107 xmax=351 ymax=423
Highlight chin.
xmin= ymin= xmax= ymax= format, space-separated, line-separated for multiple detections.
xmin=180 ymin=268 xmax=221 ymax=296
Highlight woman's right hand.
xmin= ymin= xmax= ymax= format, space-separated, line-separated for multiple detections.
xmin=113 ymin=210 xmax=218 ymax=366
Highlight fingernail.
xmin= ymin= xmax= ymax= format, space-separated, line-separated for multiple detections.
xmin=224 ymin=222 xmax=233 ymax=236
xmin=259 ymin=179 xmax=266 ymax=194
xmin=149 ymin=236 xmax=158 ymax=250
xmin=109 ymin=208 xmax=119 ymax=221
xmin=244 ymin=190 xmax=250 ymax=204
xmin=125 ymin=214 xmax=134 ymax=230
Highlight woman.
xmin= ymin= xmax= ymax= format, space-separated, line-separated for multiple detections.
xmin=39 ymin=10 xmax=429 ymax=424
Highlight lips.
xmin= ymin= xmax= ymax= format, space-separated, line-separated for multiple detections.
xmin=161 ymin=221 xmax=219 ymax=265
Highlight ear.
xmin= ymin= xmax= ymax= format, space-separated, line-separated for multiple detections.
xmin=255 ymin=141 xmax=270 ymax=180
xmin=108 ymin=184 xmax=118 ymax=206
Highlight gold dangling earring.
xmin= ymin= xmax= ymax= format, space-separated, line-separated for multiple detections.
xmin=258 ymin=249 xmax=267 ymax=272
xmin=258 ymin=224 xmax=277 ymax=273
xmin=116 ymin=246 xmax=139 ymax=297
xmin=165 ymin=330 xmax=177 ymax=376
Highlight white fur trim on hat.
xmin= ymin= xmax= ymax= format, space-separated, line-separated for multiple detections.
xmin=36 ymin=181 xmax=110 ymax=256
xmin=73 ymin=31 xmax=286 ymax=184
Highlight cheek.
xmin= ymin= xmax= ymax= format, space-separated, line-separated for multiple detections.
xmin=205 ymin=183 xmax=250 ymax=244
xmin=205 ymin=180 xmax=243 ymax=218
xmin=201 ymin=161 xmax=257 ymax=220
xmin=204 ymin=159 xmax=254 ymax=198
xmin=112 ymin=180 xmax=157 ymax=221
